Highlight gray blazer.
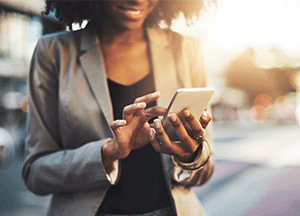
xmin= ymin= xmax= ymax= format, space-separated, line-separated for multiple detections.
xmin=22 ymin=26 xmax=214 ymax=216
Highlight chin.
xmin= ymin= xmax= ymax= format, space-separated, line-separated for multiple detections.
xmin=118 ymin=20 xmax=145 ymax=31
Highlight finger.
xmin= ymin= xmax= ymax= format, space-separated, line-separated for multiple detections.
xmin=150 ymin=123 xmax=191 ymax=158
xmin=110 ymin=120 xmax=127 ymax=130
xmin=110 ymin=120 xmax=127 ymax=135
xmin=149 ymin=128 xmax=163 ymax=152
xmin=143 ymin=106 xmax=167 ymax=118
xmin=151 ymin=139 xmax=169 ymax=154
xmin=134 ymin=91 xmax=160 ymax=104
xmin=149 ymin=128 xmax=173 ymax=155
xmin=200 ymin=111 xmax=212 ymax=129
xmin=123 ymin=102 xmax=146 ymax=118
xmin=153 ymin=119 xmax=173 ymax=150
xmin=182 ymin=109 xmax=205 ymax=139
xmin=153 ymin=118 xmax=191 ymax=156
xmin=168 ymin=113 xmax=197 ymax=153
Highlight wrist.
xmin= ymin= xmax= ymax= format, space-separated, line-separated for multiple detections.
xmin=101 ymin=139 xmax=119 ymax=167
xmin=171 ymin=140 xmax=212 ymax=172
xmin=176 ymin=142 xmax=203 ymax=163
xmin=175 ymin=145 xmax=201 ymax=163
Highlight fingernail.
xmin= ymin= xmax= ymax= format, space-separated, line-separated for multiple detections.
xmin=183 ymin=110 xmax=190 ymax=117
xmin=168 ymin=113 xmax=176 ymax=122
xmin=154 ymin=119 xmax=161 ymax=129
xmin=152 ymin=92 xmax=160 ymax=97
xmin=118 ymin=120 xmax=126 ymax=125
xmin=202 ymin=111 xmax=208 ymax=118
xmin=137 ymin=102 xmax=146 ymax=108
xmin=149 ymin=128 xmax=155 ymax=137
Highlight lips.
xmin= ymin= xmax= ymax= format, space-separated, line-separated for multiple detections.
xmin=116 ymin=6 xmax=145 ymax=21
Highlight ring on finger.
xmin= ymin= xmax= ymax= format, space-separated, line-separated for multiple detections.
xmin=194 ymin=132 xmax=205 ymax=140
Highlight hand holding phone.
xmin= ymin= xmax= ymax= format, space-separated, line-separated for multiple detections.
xmin=162 ymin=88 xmax=214 ymax=141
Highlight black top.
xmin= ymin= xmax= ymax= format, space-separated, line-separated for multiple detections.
xmin=97 ymin=72 xmax=171 ymax=214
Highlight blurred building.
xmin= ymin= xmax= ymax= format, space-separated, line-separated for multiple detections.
xmin=0 ymin=0 xmax=63 ymax=158
xmin=224 ymin=47 xmax=297 ymax=101
xmin=217 ymin=47 xmax=299 ymax=125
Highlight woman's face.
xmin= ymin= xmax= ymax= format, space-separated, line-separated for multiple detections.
xmin=103 ymin=0 xmax=159 ymax=31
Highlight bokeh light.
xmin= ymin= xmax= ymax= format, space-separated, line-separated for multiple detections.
xmin=254 ymin=94 xmax=274 ymax=111
xmin=249 ymin=105 xmax=269 ymax=123
xmin=274 ymin=94 xmax=295 ymax=115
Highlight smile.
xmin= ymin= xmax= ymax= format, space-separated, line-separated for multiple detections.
xmin=117 ymin=6 xmax=145 ymax=21
xmin=126 ymin=10 xmax=142 ymax=16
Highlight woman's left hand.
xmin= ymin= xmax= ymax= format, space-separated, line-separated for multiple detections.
xmin=150 ymin=110 xmax=212 ymax=163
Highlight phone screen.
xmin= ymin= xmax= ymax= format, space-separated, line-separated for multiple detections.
xmin=162 ymin=88 xmax=214 ymax=141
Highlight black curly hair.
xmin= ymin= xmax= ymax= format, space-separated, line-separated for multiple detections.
xmin=43 ymin=0 xmax=214 ymax=29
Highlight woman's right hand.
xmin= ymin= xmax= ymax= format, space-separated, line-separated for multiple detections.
xmin=102 ymin=92 xmax=166 ymax=163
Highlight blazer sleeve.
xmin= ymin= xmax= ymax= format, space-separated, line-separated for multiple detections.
xmin=171 ymin=35 xmax=215 ymax=187
xmin=22 ymin=38 xmax=115 ymax=196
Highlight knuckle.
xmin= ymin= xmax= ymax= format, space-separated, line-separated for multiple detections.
xmin=144 ymin=108 xmax=153 ymax=116
xmin=194 ymin=128 xmax=202 ymax=136
xmin=134 ymin=97 xmax=142 ymax=103
xmin=156 ymin=130 xmax=164 ymax=136
xmin=181 ymin=136 xmax=190 ymax=145
xmin=123 ymin=105 xmax=131 ymax=112
xmin=150 ymin=106 xmax=158 ymax=113
xmin=185 ymin=114 xmax=195 ymax=121
xmin=171 ymin=119 xmax=181 ymax=127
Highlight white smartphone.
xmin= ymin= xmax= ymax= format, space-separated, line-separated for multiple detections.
xmin=162 ymin=87 xmax=215 ymax=141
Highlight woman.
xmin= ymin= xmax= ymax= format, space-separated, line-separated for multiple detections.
xmin=22 ymin=0 xmax=215 ymax=215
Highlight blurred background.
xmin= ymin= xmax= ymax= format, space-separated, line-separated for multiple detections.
xmin=0 ymin=0 xmax=300 ymax=215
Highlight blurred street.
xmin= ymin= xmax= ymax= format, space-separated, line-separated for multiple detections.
xmin=1 ymin=122 xmax=300 ymax=216
xmin=195 ymin=122 xmax=300 ymax=216
xmin=0 ymin=153 xmax=51 ymax=216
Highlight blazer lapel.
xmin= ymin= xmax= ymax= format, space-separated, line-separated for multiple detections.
xmin=79 ymin=27 xmax=114 ymax=124
xmin=147 ymin=27 xmax=179 ymax=183
xmin=78 ymin=27 xmax=180 ymax=133
xmin=147 ymin=28 xmax=179 ymax=108
xmin=78 ymin=26 xmax=179 ymax=181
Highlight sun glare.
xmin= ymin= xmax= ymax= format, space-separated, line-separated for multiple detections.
xmin=172 ymin=0 xmax=300 ymax=57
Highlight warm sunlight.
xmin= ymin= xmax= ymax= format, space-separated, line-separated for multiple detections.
xmin=172 ymin=0 xmax=300 ymax=57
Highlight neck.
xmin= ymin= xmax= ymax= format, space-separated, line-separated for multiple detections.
xmin=98 ymin=24 xmax=146 ymax=45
